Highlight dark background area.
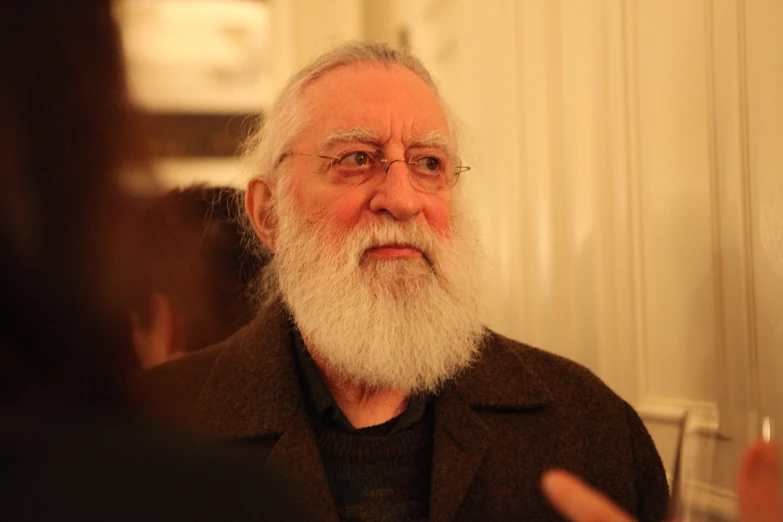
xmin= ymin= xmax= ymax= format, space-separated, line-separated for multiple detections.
xmin=141 ymin=113 xmax=261 ymax=157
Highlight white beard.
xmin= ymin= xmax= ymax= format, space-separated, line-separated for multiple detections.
xmin=264 ymin=188 xmax=488 ymax=394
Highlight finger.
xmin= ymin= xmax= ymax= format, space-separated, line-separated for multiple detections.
xmin=541 ymin=469 xmax=637 ymax=522
xmin=737 ymin=441 xmax=783 ymax=522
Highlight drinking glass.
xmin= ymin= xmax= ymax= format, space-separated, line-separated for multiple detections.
xmin=669 ymin=408 xmax=773 ymax=522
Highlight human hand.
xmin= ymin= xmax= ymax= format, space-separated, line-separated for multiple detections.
xmin=541 ymin=469 xmax=636 ymax=522
xmin=541 ymin=440 xmax=783 ymax=522
xmin=736 ymin=441 xmax=783 ymax=522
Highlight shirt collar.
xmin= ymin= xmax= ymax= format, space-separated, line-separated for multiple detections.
xmin=290 ymin=328 xmax=430 ymax=435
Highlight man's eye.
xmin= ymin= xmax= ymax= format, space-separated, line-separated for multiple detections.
xmin=413 ymin=156 xmax=443 ymax=174
xmin=423 ymin=157 xmax=441 ymax=171
xmin=338 ymin=151 xmax=373 ymax=168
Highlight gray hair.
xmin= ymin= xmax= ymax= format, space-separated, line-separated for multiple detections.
xmin=240 ymin=40 xmax=456 ymax=186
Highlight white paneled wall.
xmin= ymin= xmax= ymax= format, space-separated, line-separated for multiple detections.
xmin=387 ymin=0 xmax=783 ymax=474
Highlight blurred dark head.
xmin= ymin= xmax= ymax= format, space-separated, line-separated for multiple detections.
xmin=0 ymin=1 xmax=150 ymax=410
xmin=130 ymin=185 xmax=263 ymax=368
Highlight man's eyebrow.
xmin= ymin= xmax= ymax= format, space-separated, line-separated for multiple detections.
xmin=406 ymin=130 xmax=453 ymax=153
xmin=320 ymin=127 xmax=381 ymax=150
xmin=320 ymin=127 xmax=455 ymax=155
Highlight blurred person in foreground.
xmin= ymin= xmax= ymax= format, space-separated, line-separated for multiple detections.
xmin=130 ymin=185 xmax=263 ymax=368
xmin=144 ymin=41 xmax=668 ymax=521
xmin=0 ymin=2 xmax=300 ymax=520
xmin=542 ymin=440 xmax=783 ymax=522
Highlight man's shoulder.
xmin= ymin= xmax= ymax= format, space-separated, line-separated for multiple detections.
xmin=138 ymin=304 xmax=292 ymax=425
xmin=453 ymin=332 xmax=668 ymax=522
xmin=453 ymin=330 xmax=625 ymax=409
xmin=492 ymin=332 xmax=607 ymax=387
xmin=146 ymin=342 xmax=224 ymax=390
xmin=139 ymin=343 xmax=225 ymax=423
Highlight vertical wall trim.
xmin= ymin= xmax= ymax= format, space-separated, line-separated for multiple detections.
xmin=704 ymin=0 xmax=730 ymax=409
xmin=514 ymin=0 xmax=531 ymax=343
xmin=735 ymin=0 xmax=761 ymax=411
xmin=596 ymin=0 xmax=615 ymax=390
xmin=622 ymin=0 xmax=649 ymax=404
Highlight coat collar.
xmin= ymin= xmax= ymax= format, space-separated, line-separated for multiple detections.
xmin=190 ymin=300 xmax=301 ymax=439
xmin=188 ymin=299 xmax=554 ymax=522
xmin=190 ymin=300 xmax=341 ymax=522
xmin=449 ymin=330 xmax=555 ymax=410
xmin=428 ymin=332 xmax=553 ymax=522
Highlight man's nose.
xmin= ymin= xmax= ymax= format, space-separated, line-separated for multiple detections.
xmin=368 ymin=160 xmax=424 ymax=221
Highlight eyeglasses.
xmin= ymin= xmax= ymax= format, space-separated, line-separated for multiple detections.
xmin=280 ymin=149 xmax=470 ymax=193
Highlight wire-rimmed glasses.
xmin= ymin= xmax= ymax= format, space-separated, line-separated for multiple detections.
xmin=280 ymin=149 xmax=470 ymax=193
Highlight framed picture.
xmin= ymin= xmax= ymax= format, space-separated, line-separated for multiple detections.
xmin=141 ymin=112 xmax=260 ymax=158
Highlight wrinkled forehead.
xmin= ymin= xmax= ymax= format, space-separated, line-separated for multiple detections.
xmin=317 ymin=126 xmax=455 ymax=157
xmin=294 ymin=63 xmax=454 ymax=152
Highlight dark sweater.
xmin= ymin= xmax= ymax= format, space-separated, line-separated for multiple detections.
xmin=314 ymin=410 xmax=434 ymax=522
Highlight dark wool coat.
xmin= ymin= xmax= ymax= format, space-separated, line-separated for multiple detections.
xmin=142 ymin=300 xmax=669 ymax=522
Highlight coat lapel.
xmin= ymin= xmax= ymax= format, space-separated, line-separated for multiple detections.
xmin=266 ymin=404 xmax=341 ymax=522
xmin=188 ymin=301 xmax=339 ymax=522
xmin=430 ymin=333 xmax=555 ymax=522
xmin=430 ymin=387 xmax=491 ymax=522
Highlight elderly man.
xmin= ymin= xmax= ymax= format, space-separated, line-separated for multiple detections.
xmin=145 ymin=42 xmax=668 ymax=522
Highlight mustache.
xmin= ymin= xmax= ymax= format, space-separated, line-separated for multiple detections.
xmin=349 ymin=220 xmax=442 ymax=263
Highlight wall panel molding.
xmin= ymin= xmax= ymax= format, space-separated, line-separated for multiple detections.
xmin=704 ymin=0 xmax=731 ymax=414
xmin=638 ymin=395 xmax=718 ymax=478
xmin=637 ymin=395 xmax=718 ymax=424
xmin=708 ymin=0 xmax=760 ymax=411
xmin=621 ymin=0 xmax=649 ymax=406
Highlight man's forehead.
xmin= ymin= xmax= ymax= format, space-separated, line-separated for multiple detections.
xmin=296 ymin=63 xmax=452 ymax=147
xmin=318 ymin=126 xmax=453 ymax=152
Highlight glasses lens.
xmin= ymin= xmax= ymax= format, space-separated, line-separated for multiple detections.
xmin=327 ymin=151 xmax=379 ymax=185
xmin=409 ymin=155 xmax=451 ymax=192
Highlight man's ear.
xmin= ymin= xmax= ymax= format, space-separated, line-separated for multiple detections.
xmin=246 ymin=178 xmax=277 ymax=252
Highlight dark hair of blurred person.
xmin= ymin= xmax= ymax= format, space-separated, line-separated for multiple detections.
xmin=130 ymin=185 xmax=264 ymax=368
xmin=0 ymin=0 xmax=144 ymax=413
xmin=0 ymin=2 xmax=301 ymax=520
